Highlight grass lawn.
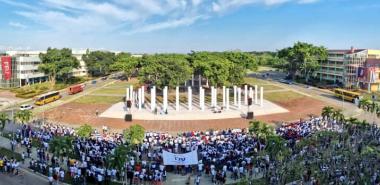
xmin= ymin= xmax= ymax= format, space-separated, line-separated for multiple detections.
xmin=105 ymin=79 xmax=139 ymax=88
xmin=244 ymin=77 xmax=270 ymax=86
xmin=261 ymin=84 xmax=283 ymax=91
xmin=91 ymin=88 xmax=126 ymax=95
xmin=265 ymin=90 xmax=305 ymax=103
xmin=10 ymin=77 xmax=91 ymax=99
xmin=0 ymin=147 xmax=22 ymax=161
xmin=73 ymin=95 xmax=123 ymax=104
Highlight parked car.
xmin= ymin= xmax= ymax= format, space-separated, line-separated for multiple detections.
xmin=20 ymin=104 xmax=33 ymax=110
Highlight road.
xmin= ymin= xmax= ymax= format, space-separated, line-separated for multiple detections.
xmin=253 ymin=69 xmax=380 ymax=124
xmin=2 ymin=77 xmax=117 ymax=118
xmin=0 ymin=170 xmax=48 ymax=185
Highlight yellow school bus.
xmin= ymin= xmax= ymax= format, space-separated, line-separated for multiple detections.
xmin=334 ymin=88 xmax=361 ymax=102
xmin=35 ymin=91 xmax=61 ymax=105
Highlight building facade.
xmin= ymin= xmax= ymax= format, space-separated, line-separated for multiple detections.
xmin=0 ymin=51 xmax=48 ymax=88
xmin=0 ymin=50 xmax=88 ymax=88
xmin=357 ymin=59 xmax=380 ymax=92
xmin=71 ymin=50 xmax=88 ymax=77
xmin=317 ymin=48 xmax=380 ymax=89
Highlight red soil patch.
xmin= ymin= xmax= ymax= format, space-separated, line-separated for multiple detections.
xmin=41 ymin=96 xmax=329 ymax=133
xmin=255 ymin=96 xmax=330 ymax=126
xmin=0 ymin=90 xmax=21 ymax=101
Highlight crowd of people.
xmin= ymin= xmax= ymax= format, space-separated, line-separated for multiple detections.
xmin=2 ymin=115 xmax=380 ymax=184
xmin=276 ymin=116 xmax=341 ymax=140
xmin=0 ymin=156 xmax=20 ymax=175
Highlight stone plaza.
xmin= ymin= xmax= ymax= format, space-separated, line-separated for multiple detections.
xmin=100 ymin=84 xmax=288 ymax=120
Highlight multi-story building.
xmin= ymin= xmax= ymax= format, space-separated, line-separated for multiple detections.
xmin=0 ymin=51 xmax=47 ymax=88
xmin=0 ymin=50 xmax=89 ymax=88
xmin=357 ymin=59 xmax=380 ymax=92
xmin=317 ymin=47 xmax=380 ymax=89
xmin=71 ymin=50 xmax=88 ymax=77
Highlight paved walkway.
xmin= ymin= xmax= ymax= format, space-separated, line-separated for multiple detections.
xmin=0 ymin=135 xmax=53 ymax=184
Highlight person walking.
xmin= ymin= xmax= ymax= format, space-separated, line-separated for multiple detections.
xmin=194 ymin=175 xmax=201 ymax=185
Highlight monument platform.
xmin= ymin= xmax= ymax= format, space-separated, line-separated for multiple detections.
xmin=100 ymin=99 xmax=288 ymax=120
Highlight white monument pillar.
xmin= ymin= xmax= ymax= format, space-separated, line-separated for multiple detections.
xmin=211 ymin=86 xmax=215 ymax=107
xmin=150 ymin=86 xmax=155 ymax=111
xmin=222 ymin=86 xmax=226 ymax=107
xmin=138 ymin=88 xmax=142 ymax=110
xmin=226 ymin=88 xmax=230 ymax=110
xmin=163 ymin=86 xmax=168 ymax=111
xmin=130 ymin=85 xmax=134 ymax=102
xmin=254 ymin=85 xmax=258 ymax=104
xmin=249 ymin=87 xmax=253 ymax=99
xmin=188 ymin=86 xmax=192 ymax=110
xmin=238 ymin=88 xmax=241 ymax=109
xmin=199 ymin=87 xmax=204 ymax=111
xmin=203 ymin=88 xmax=206 ymax=111
xmin=191 ymin=74 xmax=194 ymax=87
xmin=233 ymin=86 xmax=237 ymax=106
xmin=260 ymin=86 xmax=264 ymax=107
xmin=141 ymin=86 xmax=145 ymax=105
xmin=244 ymin=85 xmax=248 ymax=105
xmin=176 ymin=86 xmax=180 ymax=111
xmin=214 ymin=87 xmax=218 ymax=107
xmin=126 ymin=87 xmax=130 ymax=101
xmin=198 ymin=75 xmax=202 ymax=87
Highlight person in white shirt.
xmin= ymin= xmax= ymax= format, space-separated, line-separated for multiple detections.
xmin=59 ymin=170 xmax=65 ymax=182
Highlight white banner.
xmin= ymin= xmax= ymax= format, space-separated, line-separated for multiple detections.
xmin=163 ymin=150 xmax=198 ymax=165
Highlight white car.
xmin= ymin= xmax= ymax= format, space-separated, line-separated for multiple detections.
xmin=20 ymin=104 xmax=33 ymax=110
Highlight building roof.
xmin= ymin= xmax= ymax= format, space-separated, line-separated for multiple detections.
xmin=365 ymin=59 xmax=380 ymax=67
xmin=328 ymin=49 xmax=366 ymax=54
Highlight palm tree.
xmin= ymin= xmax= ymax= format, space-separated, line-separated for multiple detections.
xmin=346 ymin=117 xmax=359 ymax=125
xmin=249 ymin=120 xmax=273 ymax=139
xmin=265 ymin=135 xmax=287 ymax=161
xmin=14 ymin=110 xmax=33 ymax=125
xmin=106 ymin=145 xmax=131 ymax=172
xmin=49 ymin=136 xmax=73 ymax=158
xmin=248 ymin=120 xmax=261 ymax=136
xmin=260 ymin=124 xmax=274 ymax=138
xmin=332 ymin=109 xmax=345 ymax=123
xmin=370 ymin=102 xmax=378 ymax=113
xmin=358 ymin=98 xmax=370 ymax=110
xmin=0 ymin=112 xmax=9 ymax=135
xmin=76 ymin=124 xmax=93 ymax=138
xmin=358 ymin=120 xmax=370 ymax=130
xmin=322 ymin=106 xmax=334 ymax=119
xmin=123 ymin=124 xmax=145 ymax=146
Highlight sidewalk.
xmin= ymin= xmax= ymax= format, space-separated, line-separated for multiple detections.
xmin=0 ymin=135 xmax=53 ymax=184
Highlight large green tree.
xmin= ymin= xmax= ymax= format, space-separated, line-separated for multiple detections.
xmin=82 ymin=50 xmax=116 ymax=77
xmin=138 ymin=54 xmax=193 ymax=88
xmin=110 ymin=52 xmax=139 ymax=80
xmin=189 ymin=52 xmax=232 ymax=87
xmin=278 ymin=42 xmax=327 ymax=81
xmin=39 ymin=48 xmax=80 ymax=85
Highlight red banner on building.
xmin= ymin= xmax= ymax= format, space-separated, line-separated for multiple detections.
xmin=1 ymin=56 xmax=12 ymax=80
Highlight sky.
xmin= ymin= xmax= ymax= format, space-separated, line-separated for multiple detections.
xmin=0 ymin=0 xmax=379 ymax=53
